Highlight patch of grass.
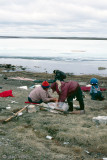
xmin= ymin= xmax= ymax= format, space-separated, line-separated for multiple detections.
xmin=0 ymin=70 xmax=107 ymax=160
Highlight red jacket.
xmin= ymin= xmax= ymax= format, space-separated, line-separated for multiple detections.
xmin=51 ymin=81 xmax=79 ymax=102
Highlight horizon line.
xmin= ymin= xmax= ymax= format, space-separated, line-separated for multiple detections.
xmin=0 ymin=36 xmax=107 ymax=40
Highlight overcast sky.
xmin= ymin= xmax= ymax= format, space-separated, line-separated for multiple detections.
xmin=0 ymin=0 xmax=107 ymax=37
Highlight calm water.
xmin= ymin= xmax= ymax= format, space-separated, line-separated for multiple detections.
xmin=0 ymin=38 xmax=107 ymax=75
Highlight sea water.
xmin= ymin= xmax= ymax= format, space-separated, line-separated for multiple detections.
xmin=0 ymin=38 xmax=107 ymax=75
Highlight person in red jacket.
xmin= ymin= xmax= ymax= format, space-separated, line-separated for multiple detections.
xmin=51 ymin=81 xmax=85 ymax=112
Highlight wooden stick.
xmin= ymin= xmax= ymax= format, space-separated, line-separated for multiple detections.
xmin=4 ymin=105 xmax=28 ymax=122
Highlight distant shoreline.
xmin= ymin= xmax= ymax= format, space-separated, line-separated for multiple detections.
xmin=0 ymin=56 xmax=107 ymax=61
xmin=0 ymin=36 xmax=107 ymax=40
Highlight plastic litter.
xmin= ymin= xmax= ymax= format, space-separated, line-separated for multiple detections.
xmin=84 ymin=150 xmax=90 ymax=154
xmin=40 ymin=102 xmax=69 ymax=111
xmin=17 ymin=86 xmax=28 ymax=90
xmin=6 ymin=106 xmax=11 ymax=110
xmin=17 ymin=112 xmax=23 ymax=116
xmin=27 ymin=105 xmax=36 ymax=113
xmin=11 ymin=101 xmax=18 ymax=103
xmin=46 ymin=135 xmax=53 ymax=140
xmin=92 ymin=116 xmax=107 ymax=124
xmin=35 ymin=85 xmax=41 ymax=88
xmin=63 ymin=142 xmax=69 ymax=145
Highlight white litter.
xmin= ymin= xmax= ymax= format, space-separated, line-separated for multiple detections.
xmin=92 ymin=116 xmax=107 ymax=124
xmin=11 ymin=101 xmax=18 ymax=104
xmin=17 ymin=86 xmax=28 ymax=90
xmin=17 ymin=112 xmax=23 ymax=116
xmin=46 ymin=135 xmax=53 ymax=140
xmin=6 ymin=106 xmax=11 ymax=110
xmin=84 ymin=150 xmax=90 ymax=154
xmin=103 ymin=158 xmax=107 ymax=160
xmin=63 ymin=142 xmax=69 ymax=145
xmin=86 ymin=84 xmax=92 ymax=87
xmin=34 ymin=129 xmax=37 ymax=132
xmin=34 ymin=85 xmax=41 ymax=88
xmin=27 ymin=105 xmax=36 ymax=113
xmin=49 ymin=110 xmax=59 ymax=114
xmin=40 ymin=102 xmax=69 ymax=111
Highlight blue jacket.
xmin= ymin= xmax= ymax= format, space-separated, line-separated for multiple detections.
xmin=90 ymin=85 xmax=100 ymax=94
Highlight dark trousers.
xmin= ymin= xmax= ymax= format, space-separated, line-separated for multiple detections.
xmin=67 ymin=87 xmax=84 ymax=111
xmin=28 ymin=97 xmax=43 ymax=103
xmin=90 ymin=91 xmax=104 ymax=101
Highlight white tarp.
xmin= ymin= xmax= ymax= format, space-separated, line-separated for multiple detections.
xmin=40 ymin=102 xmax=69 ymax=111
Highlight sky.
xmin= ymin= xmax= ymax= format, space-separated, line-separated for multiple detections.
xmin=0 ymin=0 xmax=107 ymax=37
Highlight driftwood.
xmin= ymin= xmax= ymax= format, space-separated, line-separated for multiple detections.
xmin=3 ymin=105 xmax=28 ymax=123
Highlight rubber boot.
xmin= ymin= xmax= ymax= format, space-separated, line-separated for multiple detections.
xmin=68 ymin=101 xmax=73 ymax=112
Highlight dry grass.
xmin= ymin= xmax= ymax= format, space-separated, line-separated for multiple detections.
xmin=0 ymin=71 xmax=107 ymax=160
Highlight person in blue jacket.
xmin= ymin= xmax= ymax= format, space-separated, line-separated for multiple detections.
xmin=90 ymin=78 xmax=104 ymax=101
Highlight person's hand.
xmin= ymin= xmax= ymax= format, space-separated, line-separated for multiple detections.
xmin=54 ymin=98 xmax=58 ymax=102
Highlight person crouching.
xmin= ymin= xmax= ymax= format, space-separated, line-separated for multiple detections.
xmin=28 ymin=81 xmax=57 ymax=103
xmin=90 ymin=78 xmax=104 ymax=101
xmin=51 ymin=81 xmax=85 ymax=113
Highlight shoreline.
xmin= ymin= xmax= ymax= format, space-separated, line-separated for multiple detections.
xmin=0 ymin=65 xmax=107 ymax=83
xmin=0 ymin=58 xmax=107 ymax=77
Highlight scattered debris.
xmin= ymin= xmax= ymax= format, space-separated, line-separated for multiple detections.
xmin=29 ymin=85 xmax=35 ymax=89
xmin=86 ymin=84 xmax=92 ymax=87
xmin=46 ymin=135 xmax=53 ymax=140
xmin=34 ymin=129 xmax=37 ymax=132
xmin=0 ymin=90 xmax=14 ymax=97
xmin=11 ymin=101 xmax=18 ymax=104
xmin=92 ymin=116 xmax=107 ymax=124
xmin=17 ymin=86 xmax=28 ymax=90
xmin=35 ymin=84 xmax=41 ymax=88
xmin=6 ymin=106 xmax=11 ymax=110
xmin=49 ymin=110 xmax=59 ymax=114
xmin=63 ymin=142 xmax=69 ymax=145
xmin=27 ymin=105 xmax=37 ymax=113
xmin=84 ymin=150 xmax=90 ymax=154
xmin=30 ymin=84 xmax=41 ymax=89
xmin=8 ymin=77 xmax=34 ymax=81
xmin=3 ymin=105 xmax=28 ymax=123
xmin=40 ymin=102 xmax=69 ymax=111
xmin=17 ymin=112 xmax=23 ymax=116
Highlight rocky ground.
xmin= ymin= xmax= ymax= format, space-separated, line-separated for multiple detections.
xmin=0 ymin=67 xmax=107 ymax=160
